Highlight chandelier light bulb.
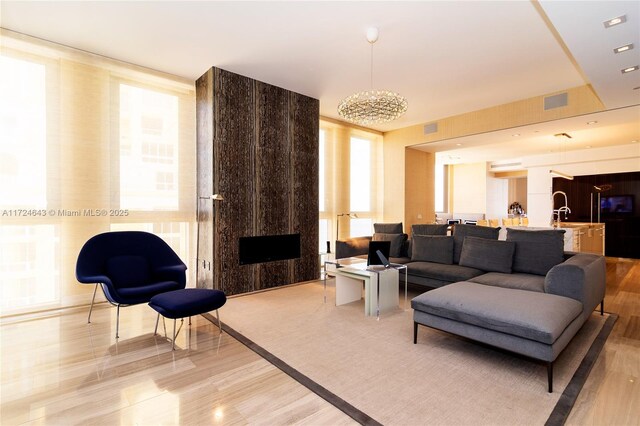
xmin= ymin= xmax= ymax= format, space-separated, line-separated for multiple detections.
xmin=366 ymin=27 xmax=379 ymax=44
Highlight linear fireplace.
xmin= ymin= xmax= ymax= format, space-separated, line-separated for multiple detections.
xmin=239 ymin=233 xmax=301 ymax=265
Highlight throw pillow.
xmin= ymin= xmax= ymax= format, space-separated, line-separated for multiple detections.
xmin=459 ymin=236 xmax=516 ymax=273
xmin=411 ymin=224 xmax=448 ymax=236
xmin=372 ymin=233 xmax=407 ymax=257
xmin=452 ymin=224 xmax=500 ymax=264
xmin=373 ymin=222 xmax=403 ymax=234
xmin=507 ymin=228 xmax=566 ymax=276
xmin=411 ymin=235 xmax=454 ymax=265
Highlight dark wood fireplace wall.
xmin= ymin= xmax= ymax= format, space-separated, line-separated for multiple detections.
xmin=196 ymin=67 xmax=320 ymax=294
xmin=552 ymin=171 xmax=640 ymax=259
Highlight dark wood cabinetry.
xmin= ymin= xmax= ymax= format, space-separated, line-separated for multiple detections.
xmin=553 ymin=171 xmax=640 ymax=259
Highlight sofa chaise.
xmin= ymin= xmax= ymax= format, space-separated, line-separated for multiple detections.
xmin=336 ymin=223 xmax=606 ymax=392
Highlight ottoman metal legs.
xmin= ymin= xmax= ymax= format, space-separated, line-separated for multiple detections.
xmin=153 ymin=309 xmax=223 ymax=350
xmin=149 ymin=289 xmax=227 ymax=350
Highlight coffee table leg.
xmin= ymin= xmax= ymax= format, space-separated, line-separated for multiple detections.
xmin=404 ymin=268 xmax=408 ymax=310
xmin=323 ymin=265 xmax=327 ymax=303
xmin=376 ymin=271 xmax=381 ymax=320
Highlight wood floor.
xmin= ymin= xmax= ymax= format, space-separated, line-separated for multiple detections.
xmin=566 ymin=257 xmax=640 ymax=426
xmin=1 ymin=258 xmax=638 ymax=425
xmin=0 ymin=305 xmax=354 ymax=425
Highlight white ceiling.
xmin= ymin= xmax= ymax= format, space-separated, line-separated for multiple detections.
xmin=540 ymin=0 xmax=640 ymax=109
xmin=1 ymin=0 xmax=639 ymax=160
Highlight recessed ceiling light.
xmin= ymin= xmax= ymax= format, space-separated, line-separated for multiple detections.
xmin=456 ymin=143 xmax=462 ymax=146
xmin=614 ymin=43 xmax=634 ymax=53
xmin=604 ymin=15 xmax=626 ymax=28
xmin=622 ymin=65 xmax=639 ymax=74
xmin=587 ymin=121 xmax=598 ymax=125
xmin=512 ymin=133 xmax=520 ymax=137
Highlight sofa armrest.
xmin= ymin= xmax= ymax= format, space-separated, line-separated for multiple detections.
xmin=335 ymin=236 xmax=372 ymax=259
xmin=544 ymin=253 xmax=605 ymax=317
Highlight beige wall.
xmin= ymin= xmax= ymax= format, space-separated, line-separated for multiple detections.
xmin=451 ymin=162 xmax=487 ymax=214
xmin=382 ymin=132 xmax=436 ymax=229
xmin=381 ymin=129 xmax=410 ymax=224
xmin=404 ymin=148 xmax=435 ymax=233
xmin=486 ymin=174 xmax=509 ymax=221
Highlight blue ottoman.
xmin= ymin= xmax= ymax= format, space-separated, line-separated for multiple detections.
xmin=149 ymin=288 xmax=226 ymax=350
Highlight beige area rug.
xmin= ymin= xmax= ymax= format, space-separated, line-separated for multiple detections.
xmin=217 ymin=281 xmax=610 ymax=425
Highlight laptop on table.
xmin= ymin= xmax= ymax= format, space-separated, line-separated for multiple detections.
xmin=367 ymin=241 xmax=391 ymax=268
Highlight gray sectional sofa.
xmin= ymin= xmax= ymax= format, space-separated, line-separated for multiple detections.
xmin=335 ymin=223 xmax=606 ymax=392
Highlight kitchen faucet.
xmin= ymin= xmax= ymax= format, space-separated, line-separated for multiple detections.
xmin=551 ymin=191 xmax=571 ymax=226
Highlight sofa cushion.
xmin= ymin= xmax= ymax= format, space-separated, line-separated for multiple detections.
xmin=452 ymin=224 xmax=500 ymax=264
xmin=411 ymin=281 xmax=583 ymax=345
xmin=389 ymin=256 xmax=411 ymax=265
xmin=411 ymin=235 xmax=454 ymax=264
xmin=459 ymin=236 xmax=515 ymax=273
xmin=469 ymin=272 xmax=545 ymax=293
xmin=374 ymin=222 xmax=403 ymax=234
xmin=372 ymin=232 xmax=407 ymax=257
xmin=411 ymin=224 xmax=448 ymax=236
xmin=408 ymin=224 xmax=448 ymax=258
xmin=407 ymin=261 xmax=484 ymax=282
xmin=507 ymin=229 xmax=565 ymax=276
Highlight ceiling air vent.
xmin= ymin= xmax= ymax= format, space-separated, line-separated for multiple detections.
xmin=424 ymin=122 xmax=438 ymax=134
xmin=544 ymin=92 xmax=568 ymax=110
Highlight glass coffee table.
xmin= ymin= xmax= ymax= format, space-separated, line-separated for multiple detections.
xmin=323 ymin=255 xmax=408 ymax=319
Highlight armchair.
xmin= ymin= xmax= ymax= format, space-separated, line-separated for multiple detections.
xmin=76 ymin=231 xmax=187 ymax=338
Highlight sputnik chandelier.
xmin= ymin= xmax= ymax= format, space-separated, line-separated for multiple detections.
xmin=338 ymin=27 xmax=407 ymax=126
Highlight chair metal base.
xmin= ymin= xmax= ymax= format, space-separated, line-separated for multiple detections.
xmin=87 ymin=284 xmax=98 ymax=323
xmin=116 ymin=305 xmax=120 ymax=339
xmin=87 ymin=283 xmax=122 ymax=339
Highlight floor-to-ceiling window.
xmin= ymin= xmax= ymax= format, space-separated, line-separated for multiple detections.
xmin=0 ymin=30 xmax=195 ymax=316
xmin=119 ymin=83 xmax=180 ymax=211
xmin=0 ymin=55 xmax=60 ymax=313
xmin=349 ymin=136 xmax=373 ymax=237
xmin=318 ymin=120 xmax=383 ymax=249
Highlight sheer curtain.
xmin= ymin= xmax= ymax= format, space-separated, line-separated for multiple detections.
xmin=0 ymin=30 xmax=196 ymax=316
xmin=318 ymin=119 xmax=383 ymax=248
